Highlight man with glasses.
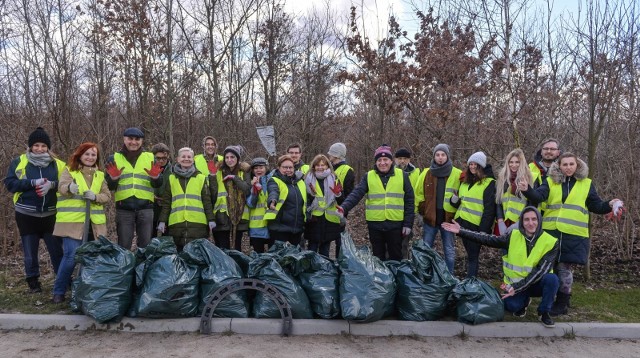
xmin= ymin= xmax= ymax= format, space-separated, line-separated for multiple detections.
xmin=286 ymin=143 xmax=309 ymax=175
xmin=151 ymin=143 xmax=171 ymax=231
xmin=195 ymin=136 xmax=223 ymax=176
xmin=529 ymin=138 xmax=561 ymax=187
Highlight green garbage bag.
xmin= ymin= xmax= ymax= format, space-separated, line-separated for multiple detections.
xmin=70 ymin=236 xmax=135 ymax=323
xmin=248 ymin=254 xmax=313 ymax=319
xmin=134 ymin=254 xmax=201 ymax=318
xmin=224 ymin=249 xmax=252 ymax=277
xmin=452 ymin=277 xmax=505 ymax=325
xmin=134 ymin=237 xmax=178 ymax=287
xmin=338 ymin=232 xmax=396 ymax=322
xmin=183 ymin=239 xmax=249 ymax=317
xmin=395 ymin=240 xmax=459 ymax=321
xmin=280 ymin=251 xmax=340 ymax=319
xmin=267 ymin=240 xmax=301 ymax=257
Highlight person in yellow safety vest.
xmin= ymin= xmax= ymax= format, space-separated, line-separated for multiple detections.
xmin=150 ymin=143 xmax=172 ymax=230
xmin=157 ymin=147 xmax=215 ymax=251
xmin=495 ymin=148 xmax=536 ymax=235
xmin=266 ymin=155 xmax=307 ymax=246
xmin=211 ymin=145 xmax=251 ymax=251
xmin=194 ymin=136 xmax=224 ymax=176
xmin=51 ymin=142 xmax=111 ymax=304
xmin=327 ymin=142 xmax=355 ymax=257
xmin=304 ymin=154 xmax=344 ymax=258
xmin=449 ymin=151 xmax=496 ymax=278
xmin=287 ymin=143 xmax=309 ymax=175
xmin=442 ymin=206 xmax=560 ymax=328
xmin=394 ymin=147 xmax=420 ymax=259
xmin=246 ymin=157 xmax=273 ymax=253
xmin=338 ymin=145 xmax=415 ymax=261
xmin=520 ymin=152 xmax=624 ymax=317
xmin=4 ymin=127 xmax=64 ymax=293
xmin=414 ymin=143 xmax=461 ymax=274
xmin=105 ymin=127 xmax=164 ymax=250
xmin=529 ymin=138 xmax=561 ymax=190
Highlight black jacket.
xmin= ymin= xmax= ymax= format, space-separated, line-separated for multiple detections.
xmin=451 ymin=164 xmax=496 ymax=234
xmin=105 ymin=152 xmax=163 ymax=210
xmin=267 ymin=170 xmax=305 ymax=234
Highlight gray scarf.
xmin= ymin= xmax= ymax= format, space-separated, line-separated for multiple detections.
xmin=305 ymin=170 xmax=337 ymax=213
xmin=172 ymin=163 xmax=196 ymax=178
xmin=429 ymin=159 xmax=453 ymax=178
xmin=26 ymin=151 xmax=53 ymax=168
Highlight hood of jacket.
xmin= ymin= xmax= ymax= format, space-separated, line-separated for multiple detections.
xmin=517 ymin=206 xmax=543 ymax=239
xmin=548 ymin=157 xmax=588 ymax=184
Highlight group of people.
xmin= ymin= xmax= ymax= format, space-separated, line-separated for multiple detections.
xmin=5 ymin=128 xmax=624 ymax=328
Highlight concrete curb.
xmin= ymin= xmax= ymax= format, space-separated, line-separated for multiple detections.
xmin=1 ymin=314 xmax=639 ymax=338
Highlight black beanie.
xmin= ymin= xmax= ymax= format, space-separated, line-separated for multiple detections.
xmin=395 ymin=148 xmax=411 ymax=158
xmin=28 ymin=127 xmax=52 ymax=149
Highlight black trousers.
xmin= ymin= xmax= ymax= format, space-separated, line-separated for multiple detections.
xmin=250 ymin=237 xmax=275 ymax=253
xmin=214 ymin=230 xmax=245 ymax=251
xmin=368 ymin=228 xmax=403 ymax=261
xmin=268 ymin=231 xmax=302 ymax=246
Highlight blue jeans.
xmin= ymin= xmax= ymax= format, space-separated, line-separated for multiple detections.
xmin=503 ymin=273 xmax=559 ymax=314
xmin=53 ymin=237 xmax=82 ymax=295
xmin=22 ymin=233 xmax=63 ymax=278
xmin=422 ymin=222 xmax=455 ymax=273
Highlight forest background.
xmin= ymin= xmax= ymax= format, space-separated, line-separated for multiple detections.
xmin=0 ymin=0 xmax=637 ymax=280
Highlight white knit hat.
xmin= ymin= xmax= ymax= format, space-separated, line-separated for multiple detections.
xmin=467 ymin=151 xmax=487 ymax=168
xmin=327 ymin=142 xmax=347 ymax=160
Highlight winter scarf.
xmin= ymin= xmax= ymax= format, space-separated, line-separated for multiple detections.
xmin=223 ymin=167 xmax=246 ymax=226
xmin=120 ymin=144 xmax=143 ymax=165
xmin=509 ymin=170 xmax=517 ymax=195
xmin=26 ymin=151 xmax=53 ymax=168
xmin=172 ymin=163 xmax=196 ymax=179
xmin=429 ymin=159 xmax=453 ymax=178
xmin=305 ymin=169 xmax=337 ymax=213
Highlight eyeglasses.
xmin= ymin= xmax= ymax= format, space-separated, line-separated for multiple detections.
xmin=542 ymin=147 xmax=559 ymax=151
xmin=280 ymin=166 xmax=294 ymax=170
xmin=155 ymin=156 xmax=168 ymax=161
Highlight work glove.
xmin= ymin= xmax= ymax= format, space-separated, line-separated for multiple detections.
xmin=497 ymin=220 xmax=508 ymax=235
xmin=207 ymin=161 xmax=218 ymax=175
xmin=252 ymin=182 xmax=262 ymax=195
xmin=157 ymin=222 xmax=166 ymax=234
xmin=145 ymin=162 xmax=163 ymax=179
xmin=105 ymin=162 xmax=124 ymax=180
xmin=36 ymin=179 xmax=53 ymax=197
xmin=68 ymin=181 xmax=79 ymax=194
xmin=330 ymin=181 xmax=343 ymax=196
xmin=31 ymin=178 xmax=47 ymax=187
xmin=606 ymin=200 xmax=625 ymax=222
xmin=83 ymin=190 xmax=96 ymax=201
xmin=223 ymin=175 xmax=235 ymax=182
xmin=336 ymin=206 xmax=344 ymax=216
xmin=450 ymin=192 xmax=459 ymax=204
xmin=402 ymin=227 xmax=412 ymax=237
xmin=209 ymin=221 xmax=217 ymax=230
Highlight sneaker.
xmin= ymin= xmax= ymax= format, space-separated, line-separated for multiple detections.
xmin=539 ymin=312 xmax=555 ymax=328
xmin=513 ymin=297 xmax=531 ymax=317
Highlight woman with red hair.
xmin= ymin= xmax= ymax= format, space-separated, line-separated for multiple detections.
xmin=51 ymin=142 xmax=111 ymax=303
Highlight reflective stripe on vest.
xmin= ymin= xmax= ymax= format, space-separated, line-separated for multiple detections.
xmin=249 ymin=193 xmax=269 ymax=229
xmin=113 ymin=152 xmax=155 ymax=202
xmin=503 ymin=230 xmax=557 ymax=284
xmin=168 ymin=173 xmax=207 ymax=225
xmin=501 ymin=192 xmax=527 ymax=222
xmin=264 ymin=176 xmax=307 ymax=221
xmin=310 ymin=178 xmax=341 ymax=224
xmin=454 ymin=177 xmax=495 ymax=226
xmin=365 ymin=168 xmax=405 ymax=222
xmin=194 ymin=154 xmax=223 ymax=176
xmin=542 ymin=177 xmax=591 ymax=237
xmin=528 ymin=162 xmax=546 ymax=212
xmin=213 ymin=171 xmax=249 ymax=220
xmin=56 ymin=168 xmax=106 ymax=224
xmin=13 ymin=155 xmax=65 ymax=204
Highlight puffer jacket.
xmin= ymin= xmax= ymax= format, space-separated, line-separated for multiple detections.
xmin=522 ymin=158 xmax=611 ymax=264
xmin=4 ymin=154 xmax=61 ymax=215
xmin=267 ymin=170 xmax=305 ymax=234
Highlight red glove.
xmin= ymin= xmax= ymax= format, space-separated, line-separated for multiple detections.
xmin=308 ymin=182 xmax=317 ymax=195
xmin=252 ymin=182 xmax=262 ymax=194
xmin=207 ymin=161 xmax=218 ymax=175
xmin=330 ymin=181 xmax=343 ymax=195
xmin=605 ymin=207 xmax=625 ymax=222
xmin=105 ymin=162 xmax=124 ymax=179
xmin=145 ymin=161 xmax=163 ymax=179
xmin=336 ymin=206 xmax=344 ymax=215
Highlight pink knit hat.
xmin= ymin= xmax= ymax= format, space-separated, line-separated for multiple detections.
xmin=374 ymin=144 xmax=393 ymax=161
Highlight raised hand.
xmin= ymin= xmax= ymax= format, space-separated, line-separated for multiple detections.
xmin=105 ymin=162 xmax=124 ymax=180
xmin=145 ymin=161 xmax=163 ymax=179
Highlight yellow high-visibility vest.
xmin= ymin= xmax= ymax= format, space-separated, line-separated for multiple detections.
xmin=264 ymin=177 xmax=307 ymax=221
xmin=194 ymin=154 xmax=223 ymax=176
xmin=13 ymin=154 xmax=65 ymax=203
xmin=310 ymin=178 xmax=341 ymax=224
xmin=56 ymin=168 xmax=106 ymax=225
xmin=334 ymin=164 xmax=353 ymax=187
xmin=454 ymin=177 xmax=495 ymax=226
xmin=414 ymin=167 xmax=462 ymax=214
xmin=213 ymin=171 xmax=249 ymax=220
xmin=168 ymin=173 xmax=207 ymax=226
xmin=365 ymin=168 xmax=405 ymax=222
xmin=542 ymin=177 xmax=591 ymax=237
xmin=113 ymin=152 xmax=155 ymax=202
xmin=249 ymin=186 xmax=269 ymax=229
xmin=503 ymin=230 xmax=557 ymax=284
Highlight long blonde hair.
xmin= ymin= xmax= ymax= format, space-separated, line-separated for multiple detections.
xmin=496 ymin=148 xmax=532 ymax=204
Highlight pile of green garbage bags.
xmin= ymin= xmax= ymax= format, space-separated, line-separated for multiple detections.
xmin=70 ymin=233 xmax=504 ymax=325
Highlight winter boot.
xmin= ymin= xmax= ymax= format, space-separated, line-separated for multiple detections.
xmin=26 ymin=276 xmax=42 ymax=293
xmin=550 ymin=292 xmax=570 ymax=317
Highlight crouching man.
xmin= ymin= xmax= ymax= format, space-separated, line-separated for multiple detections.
xmin=442 ymin=206 xmax=559 ymax=327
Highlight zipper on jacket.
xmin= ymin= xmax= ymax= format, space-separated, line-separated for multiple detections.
xmin=39 ymin=167 xmax=45 ymax=212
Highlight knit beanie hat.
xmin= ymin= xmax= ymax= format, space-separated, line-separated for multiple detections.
xmin=251 ymin=157 xmax=269 ymax=168
xmin=224 ymin=145 xmax=243 ymax=160
xmin=467 ymin=151 xmax=487 ymax=168
xmin=28 ymin=127 xmax=52 ymax=148
xmin=433 ymin=143 xmax=450 ymax=158
xmin=327 ymin=142 xmax=347 ymax=160
xmin=395 ymin=148 xmax=411 ymax=158
xmin=374 ymin=144 xmax=393 ymax=161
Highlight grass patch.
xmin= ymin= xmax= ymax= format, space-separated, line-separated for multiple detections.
xmin=0 ymin=271 xmax=74 ymax=315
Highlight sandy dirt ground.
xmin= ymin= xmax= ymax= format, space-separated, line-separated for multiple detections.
xmin=0 ymin=330 xmax=638 ymax=358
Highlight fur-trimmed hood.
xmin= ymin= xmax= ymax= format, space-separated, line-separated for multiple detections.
xmin=548 ymin=157 xmax=588 ymax=183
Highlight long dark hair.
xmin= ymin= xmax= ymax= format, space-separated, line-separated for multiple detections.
xmin=463 ymin=165 xmax=486 ymax=184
